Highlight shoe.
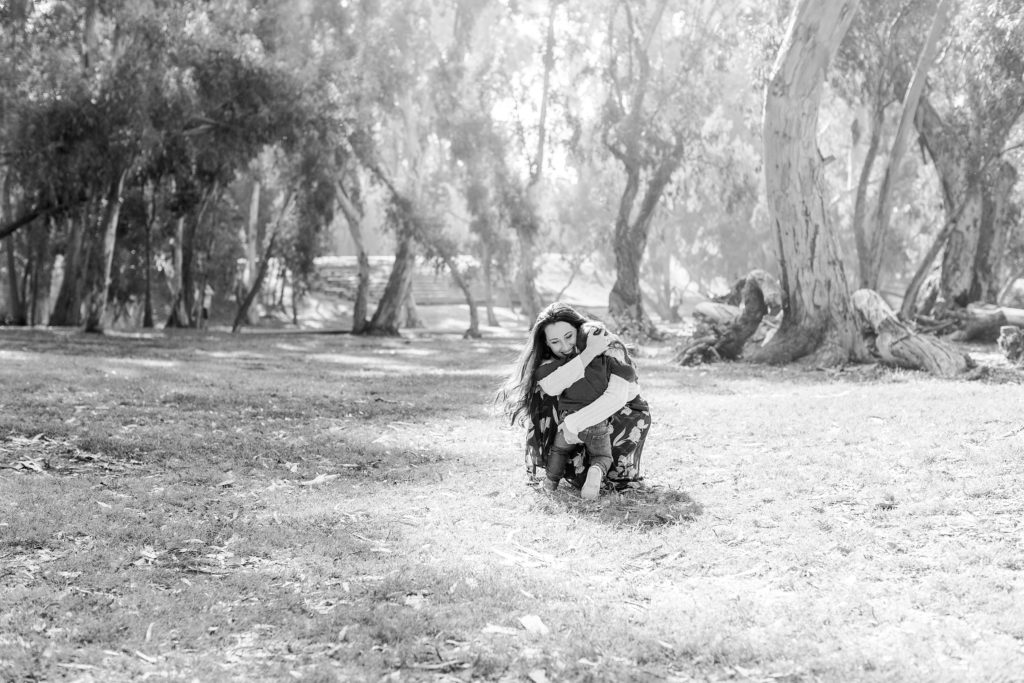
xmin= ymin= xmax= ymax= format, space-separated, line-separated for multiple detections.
xmin=581 ymin=466 xmax=603 ymax=500
xmin=541 ymin=478 xmax=558 ymax=492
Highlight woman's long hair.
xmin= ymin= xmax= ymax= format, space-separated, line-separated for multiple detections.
xmin=496 ymin=302 xmax=591 ymax=427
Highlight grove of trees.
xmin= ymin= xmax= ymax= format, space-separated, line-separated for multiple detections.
xmin=1 ymin=0 xmax=1022 ymax=372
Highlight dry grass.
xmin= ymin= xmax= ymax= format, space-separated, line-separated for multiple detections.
xmin=1 ymin=325 xmax=1023 ymax=682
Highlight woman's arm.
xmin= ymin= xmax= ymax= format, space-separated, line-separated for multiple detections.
xmin=560 ymin=374 xmax=640 ymax=437
xmin=536 ymin=326 xmax=612 ymax=396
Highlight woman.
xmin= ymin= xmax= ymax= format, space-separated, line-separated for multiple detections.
xmin=498 ymin=302 xmax=651 ymax=493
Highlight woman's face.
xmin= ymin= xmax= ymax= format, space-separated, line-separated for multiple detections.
xmin=543 ymin=321 xmax=577 ymax=359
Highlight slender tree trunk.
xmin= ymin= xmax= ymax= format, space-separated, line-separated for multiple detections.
xmin=237 ymin=177 xmax=261 ymax=326
xmin=511 ymin=0 xmax=559 ymax=325
xmin=143 ymin=182 xmax=156 ymax=328
xmin=232 ymin=190 xmax=292 ymax=331
xmin=750 ymin=0 xmax=867 ymax=366
xmin=864 ymin=0 xmax=952 ymax=289
xmin=232 ymin=234 xmax=277 ymax=334
xmin=441 ymin=253 xmax=481 ymax=338
xmin=364 ymin=229 xmax=415 ymax=336
xmin=515 ymin=223 xmax=542 ymax=322
xmin=482 ymin=243 xmax=499 ymax=326
xmin=2 ymin=175 xmax=26 ymax=324
xmin=26 ymin=217 xmax=51 ymax=326
xmin=85 ymin=169 xmax=128 ymax=333
xmin=336 ymin=185 xmax=371 ymax=334
xmin=166 ymin=215 xmax=190 ymax=327
xmin=851 ymin=103 xmax=883 ymax=287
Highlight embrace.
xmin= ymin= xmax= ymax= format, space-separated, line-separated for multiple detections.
xmin=499 ymin=302 xmax=652 ymax=499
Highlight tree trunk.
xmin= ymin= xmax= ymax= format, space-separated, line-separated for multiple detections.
xmin=852 ymin=289 xmax=972 ymax=376
xmin=85 ymin=169 xmax=128 ymax=333
xmin=50 ymin=209 xmax=89 ymax=327
xmin=864 ymin=0 xmax=952 ymax=290
xmin=515 ymin=222 xmax=542 ymax=323
xmin=336 ymin=185 xmax=371 ymax=335
xmin=851 ymin=103 xmax=883 ymax=287
xmin=441 ymin=253 xmax=481 ymax=338
xmin=236 ymin=177 xmax=261 ymax=327
xmin=364 ymin=229 xmax=415 ymax=336
xmin=142 ymin=182 xmax=156 ymax=328
xmin=913 ymin=96 xmax=1017 ymax=310
xmin=482 ymin=242 xmax=499 ymax=327
xmin=971 ymin=160 xmax=1017 ymax=303
xmin=2 ymin=175 xmax=26 ymax=324
xmin=232 ymin=234 xmax=277 ymax=334
xmin=750 ymin=0 xmax=867 ymax=367
xmin=165 ymin=215 xmax=190 ymax=327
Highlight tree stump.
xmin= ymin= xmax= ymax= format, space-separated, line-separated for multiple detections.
xmin=997 ymin=325 xmax=1024 ymax=366
xmin=852 ymin=289 xmax=973 ymax=377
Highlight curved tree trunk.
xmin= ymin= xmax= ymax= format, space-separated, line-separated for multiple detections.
xmin=337 ymin=185 xmax=370 ymax=335
xmin=441 ymin=253 xmax=481 ymax=339
xmin=232 ymin=234 xmax=277 ymax=334
xmin=749 ymin=0 xmax=867 ymax=367
xmin=364 ymin=230 xmax=415 ymax=336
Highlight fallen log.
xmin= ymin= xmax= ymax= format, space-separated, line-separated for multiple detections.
xmin=852 ymin=289 xmax=973 ymax=377
xmin=677 ymin=276 xmax=769 ymax=365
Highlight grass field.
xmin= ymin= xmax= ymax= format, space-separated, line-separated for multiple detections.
xmin=1 ymin=323 xmax=1023 ymax=682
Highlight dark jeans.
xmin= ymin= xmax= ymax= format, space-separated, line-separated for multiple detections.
xmin=545 ymin=420 xmax=613 ymax=483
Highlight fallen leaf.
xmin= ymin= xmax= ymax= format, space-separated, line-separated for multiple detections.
xmin=299 ymin=473 xmax=340 ymax=487
xmin=518 ymin=614 xmax=550 ymax=635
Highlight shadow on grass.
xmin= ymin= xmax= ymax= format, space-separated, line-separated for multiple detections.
xmin=527 ymin=481 xmax=703 ymax=530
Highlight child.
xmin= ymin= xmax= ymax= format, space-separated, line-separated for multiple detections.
xmin=533 ymin=318 xmax=638 ymax=499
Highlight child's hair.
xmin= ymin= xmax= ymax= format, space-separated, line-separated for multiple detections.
xmin=496 ymin=302 xmax=593 ymax=427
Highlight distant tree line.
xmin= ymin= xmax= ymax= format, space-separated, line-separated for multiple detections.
xmin=0 ymin=0 xmax=1021 ymax=357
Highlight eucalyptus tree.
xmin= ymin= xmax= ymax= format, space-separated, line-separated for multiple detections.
xmin=902 ymin=0 xmax=1024 ymax=316
xmin=754 ymin=0 xmax=868 ymax=365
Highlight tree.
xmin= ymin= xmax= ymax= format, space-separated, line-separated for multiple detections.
xmin=753 ymin=0 xmax=867 ymax=365
xmin=905 ymin=0 xmax=1024 ymax=314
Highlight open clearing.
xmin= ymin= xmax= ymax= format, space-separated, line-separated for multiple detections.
xmin=1 ymin=325 xmax=1023 ymax=682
